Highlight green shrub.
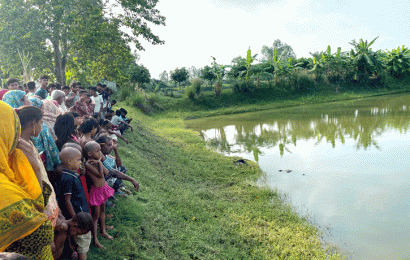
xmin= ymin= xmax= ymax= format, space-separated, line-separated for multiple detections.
xmin=118 ymin=86 xmax=132 ymax=101
xmin=232 ymin=81 xmax=255 ymax=94
xmin=126 ymin=92 xmax=145 ymax=108
xmin=185 ymin=86 xmax=196 ymax=100
xmin=191 ymin=78 xmax=202 ymax=95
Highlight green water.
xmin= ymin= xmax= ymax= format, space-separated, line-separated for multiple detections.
xmin=186 ymin=93 xmax=410 ymax=260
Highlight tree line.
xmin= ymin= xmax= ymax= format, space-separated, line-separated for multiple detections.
xmin=0 ymin=0 xmax=165 ymax=86
xmin=153 ymin=38 xmax=410 ymax=98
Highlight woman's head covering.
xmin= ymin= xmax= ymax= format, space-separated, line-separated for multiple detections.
xmin=2 ymin=90 xmax=26 ymax=108
xmin=28 ymin=96 xmax=43 ymax=109
xmin=0 ymin=101 xmax=47 ymax=251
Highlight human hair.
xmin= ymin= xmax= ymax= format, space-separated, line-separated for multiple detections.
xmin=55 ymin=83 xmax=61 ymax=90
xmin=101 ymin=119 xmax=111 ymax=128
xmin=120 ymin=108 xmax=127 ymax=115
xmin=62 ymin=85 xmax=70 ymax=90
xmin=96 ymin=83 xmax=102 ymax=87
xmin=46 ymin=83 xmax=56 ymax=90
xmin=89 ymin=86 xmax=97 ymax=92
xmin=51 ymin=90 xmax=65 ymax=100
xmin=79 ymin=118 xmax=99 ymax=134
xmin=115 ymin=110 xmax=121 ymax=116
xmin=72 ymin=212 xmax=93 ymax=232
xmin=95 ymin=134 xmax=111 ymax=145
xmin=79 ymin=90 xmax=88 ymax=96
xmin=70 ymin=82 xmax=79 ymax=88
xmin=6 ymin=78 xmax=19 ymax=87
xmin=55 ymin=113 xmax=76 ymax=151
xmin=27 ymin=81 xmax=36 ymax=90
xmin=102 ymin=84 xmax=107 ymax=88
xmin=111 ymin=100 xmax=117 ymax=104
xmin=68 ymin=111 xmax=80 ymax=118
xmin=16 ymin=106 xmax=42 ymax=129
xmin=39 ymin=75 xmax=49 ymax=80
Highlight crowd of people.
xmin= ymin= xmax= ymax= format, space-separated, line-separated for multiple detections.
xmin=0 ymin=76 xmax=139 ymax=260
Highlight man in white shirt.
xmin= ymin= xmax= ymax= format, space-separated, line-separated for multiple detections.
xmin=89 ymin=86 xmax=103 ymax=117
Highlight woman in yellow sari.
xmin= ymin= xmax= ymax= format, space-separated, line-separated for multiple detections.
xmin=0 ymin=101 xmax=53 ymax=259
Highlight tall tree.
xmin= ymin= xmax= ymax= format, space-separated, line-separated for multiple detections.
xmin=0 ymin=0 xmax=166 ymax=84
xmin=170 ymin=67 xmax=189 ymax=87
xmin=261 ymin=39 xmax=296 ymax=62
xmin=127 ymin=62 xmax=151 ymax=89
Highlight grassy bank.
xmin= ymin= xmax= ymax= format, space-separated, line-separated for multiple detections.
xmin=87 ymin=103 xmax=344 ymax=259
xmin=123 ymin=81 xmax=410 ymax=119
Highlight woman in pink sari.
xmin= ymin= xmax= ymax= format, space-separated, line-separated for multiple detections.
xmin=42 ymin=90 xmax=65 ymax=140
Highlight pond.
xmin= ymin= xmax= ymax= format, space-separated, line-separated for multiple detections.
xmin=185 ymin=93 xmax=410 ymax=260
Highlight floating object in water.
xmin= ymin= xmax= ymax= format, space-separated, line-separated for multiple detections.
xmin=279 ymin=170 xmax=283 ymax=172
xmin=285 ymin=169 xmax=292 ymax=173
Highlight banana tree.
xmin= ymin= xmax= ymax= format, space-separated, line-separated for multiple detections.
xmin=211 ymin=56 xmax=226 ymax=95
xmin=349 ymin=37 xmax=383 ymax=80
xmin=239 ymin=47 xmax=257 ymax=82
xmin=384 ymin=45 xmax=410 ymax=78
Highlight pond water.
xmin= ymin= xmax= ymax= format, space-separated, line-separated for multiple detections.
xmin=185 ymin=93 xmax=410 ymax=260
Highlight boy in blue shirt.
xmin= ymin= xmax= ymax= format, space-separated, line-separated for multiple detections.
xmin=57 ymin=147 xmax=91 ymax=260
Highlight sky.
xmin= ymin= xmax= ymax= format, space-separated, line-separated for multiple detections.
xmin=136 ymin=0 xmax=410 ymax=79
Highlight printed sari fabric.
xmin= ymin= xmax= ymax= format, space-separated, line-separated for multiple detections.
xmin=31 ymin=123 xmax=61 ymax=172
xmin=28 ymin=96 xmax=43 ymax=110
xmin=0 ymin=101 xmax=52 ymax=259
xmin=1 ymin=90 xmax=25 ymax=108
xmin=42 ymin=99 xmax=61 ymax=140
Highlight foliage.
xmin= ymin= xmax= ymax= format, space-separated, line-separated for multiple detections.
xmin=211 ymin=56 xmax=226 ymax=95
xmin=261 ymin=39 xmax=296 ymax=62
xmin=191 ymin=78 xmax=203 ymax=95
xmin=170 ymin=67 xmax=189 ymax=87
xmin=349 ymin=37 xmax=382 ymax=79
xmin=127 ymin=62 xmax=151 ymax=88
xmin=0 ymin=0 xmax=165 ymax=84
xmin=384 ymin=46 xmax=410 ymax=78
xmin=185 ymin=85 xmax=197 ymax=100
xmin=200 ymin=65 xmax=217 ymax=87
xmin=241 ymin=47 xmax=258 ymax=82
xmin=159 ymin=70 xmax=169 ymax=84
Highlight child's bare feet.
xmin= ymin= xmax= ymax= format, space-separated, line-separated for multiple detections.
xmin=105 ymin=225 xmax=114 ymax=230
xmin=101 ymin=232 xmax=114 ymax=240
xmin=94 ymin=241 xmax=105 ymax=249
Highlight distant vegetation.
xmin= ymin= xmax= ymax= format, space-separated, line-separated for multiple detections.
xmin=116 ymin=38 xmax=410 ymax=114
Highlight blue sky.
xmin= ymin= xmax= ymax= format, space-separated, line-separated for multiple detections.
xmin=137 ymin=0 xmax=410 ymax=78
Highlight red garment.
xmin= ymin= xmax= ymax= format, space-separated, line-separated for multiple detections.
xmin=79 ymin=170 xmax=91 ymax=213
xmin=0 ymin=89 xmax=9 ymax=100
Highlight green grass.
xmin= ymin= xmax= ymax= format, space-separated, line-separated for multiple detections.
xmin=125 ymin=81 xmax=410 ymax=120
xmin=87 ymin=104 xmax=344 ymax=259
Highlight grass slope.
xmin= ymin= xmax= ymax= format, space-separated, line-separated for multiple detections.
xmin=88 ymin=105 xmax=342 ymax=259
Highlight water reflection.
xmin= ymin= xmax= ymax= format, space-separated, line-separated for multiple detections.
xmin=195 ymin=96 xmax=410 ymax=161
xmin=186 ymin=94 xmax=410 ymax=259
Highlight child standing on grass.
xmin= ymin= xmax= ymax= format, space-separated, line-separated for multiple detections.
xmin=83 ymin=141 xmax=115 ymax=249
xmin=57 ymin=147 xmax=91 ymax=260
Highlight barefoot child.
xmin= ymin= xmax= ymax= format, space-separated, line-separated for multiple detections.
xmin=83 ymin=141 xmax=115 ymax=249
xmin=57 ymin=147 xmax=91 ymax=260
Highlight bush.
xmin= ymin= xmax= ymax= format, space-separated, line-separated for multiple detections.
xmin=191 ymin=78 xmax=202 ymax=95
xmin=118 ymin=86 xmax=132 ymax=101
xmin=232 ymin=81 xmax=255 ymax=94
xmin=185 ymin=86 xmax=196 ymax=100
